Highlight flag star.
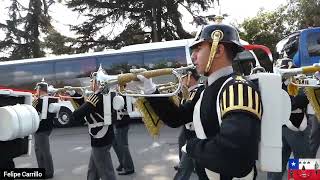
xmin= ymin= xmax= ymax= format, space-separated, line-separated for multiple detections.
xmin=292 ymin=162 xmax=296 ymax=167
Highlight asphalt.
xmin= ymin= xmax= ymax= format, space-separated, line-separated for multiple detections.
xmin=14 ymin=124 xmax=290 ymax=180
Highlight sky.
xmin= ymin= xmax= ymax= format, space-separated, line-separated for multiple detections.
xmin=0 ymin=0 xmax=288 ymax=39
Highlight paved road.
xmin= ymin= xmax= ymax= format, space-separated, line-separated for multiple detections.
xmin=14 ymin=124 xmax=279 ymax=180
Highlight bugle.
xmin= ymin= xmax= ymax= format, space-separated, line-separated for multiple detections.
xmin=47 ymin=85 xmax=91 ymax=99
xmin=274 ymin=64 xmax=320 ymax=79
xmin=95 ymin=65 xmax=196 ymax=97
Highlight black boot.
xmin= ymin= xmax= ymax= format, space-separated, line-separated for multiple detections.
xmin=116 ymin=165 xmax=123 ymax=172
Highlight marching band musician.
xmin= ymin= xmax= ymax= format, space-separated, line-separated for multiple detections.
xmin=128 ymin=23 xmax=262 ymax=179
xmin=267 ymin=57 xmax=312 ymax=180
xmin=33 ymin=80 xmax=55 ymax=179
xmin=72 ymin=73 xmax=116 ymax=180
xmin=173 ymin=69 xmax=208 ymax=180
xmin=111 ymin=92 xmax=135 ymax=175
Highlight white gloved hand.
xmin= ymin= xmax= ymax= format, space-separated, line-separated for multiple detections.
xmin=181 ymin=144 xmax=187 ymax=153
xmin=66 ymin=90 xmax=76 ymax=96
xmin=136 ymin=75 xmax=157 ymax=94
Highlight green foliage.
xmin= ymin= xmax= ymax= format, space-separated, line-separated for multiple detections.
xmin=0 ymin=0 xmax=54 ymax=60
xmin=238 ymin=7 xmax=292 ymax=71
xmin=66 ymin=0 xmax=215 ymax=51
xmin=240 ymin=7 xmax=291 ymax=53
xmin=287 ymin=0 xmax=320 ymax=28
xmin=43 ymin=30 xmax=77 ymax=55
xmin=239 ymin=0 xmax=320 ymax=71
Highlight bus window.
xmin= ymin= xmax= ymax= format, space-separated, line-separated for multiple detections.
xmin=55 ymin=58 xmax=96 ymax=79
xmin=143 ymin=47 xmax=187 ymax=70
xmin=55 ymin=58 xmax=96 ymax=87
xmin=0 ymin=66 xmax=15 ymax=87
xmin=307 ymin=32 xmax=320 ymax=57
xmin=97 ymin=53 xmax=143 ymax=74
xmin=13 ymin=62 xmax=55 ymax=89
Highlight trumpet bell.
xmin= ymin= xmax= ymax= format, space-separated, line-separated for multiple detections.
xmin=96 ymin=69 xmax=118 ymax=85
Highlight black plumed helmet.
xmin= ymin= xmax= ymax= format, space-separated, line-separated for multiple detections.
xmin=190 ymin=23 xmax=244 ymax=53
xmin=35 ymin=79 xmax=48 ymax=91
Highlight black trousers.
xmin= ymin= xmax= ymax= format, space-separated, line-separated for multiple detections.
xmin=0 ymin=159 xmax=15 ymax=168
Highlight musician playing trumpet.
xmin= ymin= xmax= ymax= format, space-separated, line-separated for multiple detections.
xmin=33 ymin=80 xmax=56 ymax=179
xmin=126 ymin=23 xmax=262 ymax=179
xmin=72 ymin=72 xmax=116 ymax=180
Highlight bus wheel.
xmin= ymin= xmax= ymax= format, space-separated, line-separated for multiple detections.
xmin=55 ymin=107 xmax=74 ymax=128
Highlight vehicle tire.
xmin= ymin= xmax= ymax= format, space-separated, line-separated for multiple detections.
xmin=54 ymin=107 xmax=74 ymax=128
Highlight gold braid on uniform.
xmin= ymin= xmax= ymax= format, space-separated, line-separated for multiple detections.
xmin=87 ymin=94 xmax=99 ymax=107
xmin=304 ymin=87 xmax=320 ymax=122
xmin=32 ymin=98 xmax=38 ymax=108
xmin=71 ymin=99 xmax=80 ymax=109
xmin=134 ymin=98 xmax=163 ymax=137
xmin=169 ymin=95 xmax=181 ymax=107
xmin=219 ymin=76 xmax=262 ymax=120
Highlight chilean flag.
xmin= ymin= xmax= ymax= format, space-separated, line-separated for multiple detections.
xmin=288 ymin=159 xmax=320 ymax=180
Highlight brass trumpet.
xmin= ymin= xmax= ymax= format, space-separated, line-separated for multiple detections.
xmin=274 ymin=64 xmax=320 ymax=80
xmin=48 ymin=85 xmax=92 ymax=99
xmin=274 ymin=63 xmax=320 ymax=122
xmin=95 ymin=65 xmax=196 ymax=97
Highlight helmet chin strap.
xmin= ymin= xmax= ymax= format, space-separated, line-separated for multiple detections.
xmin=204 ymin=30 xmax=224 ymax=76
xmin=186 ymin=72 xmax=191 ymax=87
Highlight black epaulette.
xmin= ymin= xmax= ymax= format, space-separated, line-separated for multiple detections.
xmin=219 ymin=75 xmax=262 ymax=120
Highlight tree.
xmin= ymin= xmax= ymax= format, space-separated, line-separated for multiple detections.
xmin=43 ymin=29 xmax=77 ymax=55
xmin=238 ymin=7 xmax=292 ymax=71
xmin=0 ymin=0 xmax=55 ymax=61
xmin=287 ymin=0 xmax=320 ymax=28
xmin=66 ymin=0 xmax=216 ymax=51
xmin=238 ymin=0 xmax=320 ymax=70
xmin=239 ymin=7 xmax=292 ymax=54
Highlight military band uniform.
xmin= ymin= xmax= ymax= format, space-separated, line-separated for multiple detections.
xmin=177 ymin=126 xmax=187 ymax=161
xmin=267 ymin=85 xmax=312 ymax=180
xmin=112 ymin=94 xmax=135 ymax=175
xmin=173 ymin=84 xmax=209 ymax=180
xmin=33 ymin=98 xmax=55 ymax=179
xmin=147 ymin=66 xmax=261 ymax=179
xmin=73 ymin=92 xmax=116 ymax=180
xmin=307 ymin=105 xmax=320 ymax=157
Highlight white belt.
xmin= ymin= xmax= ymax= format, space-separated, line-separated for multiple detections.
xmin=205 ymin=168 xmax=254 ymax=180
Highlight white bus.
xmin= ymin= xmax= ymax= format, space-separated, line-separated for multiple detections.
xmin=0 ymin=38 xmax=262 ymax=127
xmin=0 ymin=39 xmax=194 ymax=127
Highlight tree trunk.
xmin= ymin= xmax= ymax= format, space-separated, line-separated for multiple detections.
xmin=30 ymin=0 xmax=42 ymax=58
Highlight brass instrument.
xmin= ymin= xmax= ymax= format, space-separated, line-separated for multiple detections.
xmin=274 ymin=63 xmax=320 ymax=122
xmin=95 ymin=65 xmax=196 ymax=97
xmin=157 ymin=82 xmax=178 ymax=93
xmin=274 ymin=64 xmax=320 ymax=79
xmin=47 ymin=85 xmax=92 ymax=99
xmin=92 ymin=65 xmax=195 ymax=137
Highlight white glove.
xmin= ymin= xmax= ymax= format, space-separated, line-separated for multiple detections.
xmin=126 ymin=75 xmax=157 ymax=94
xmin=136 ymin=75 xmax=156 ymax=94
xmin=181 ymin=144 xmax=187 ymax=153
xmin=66 ymin=90 xmax=76 ymax=96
